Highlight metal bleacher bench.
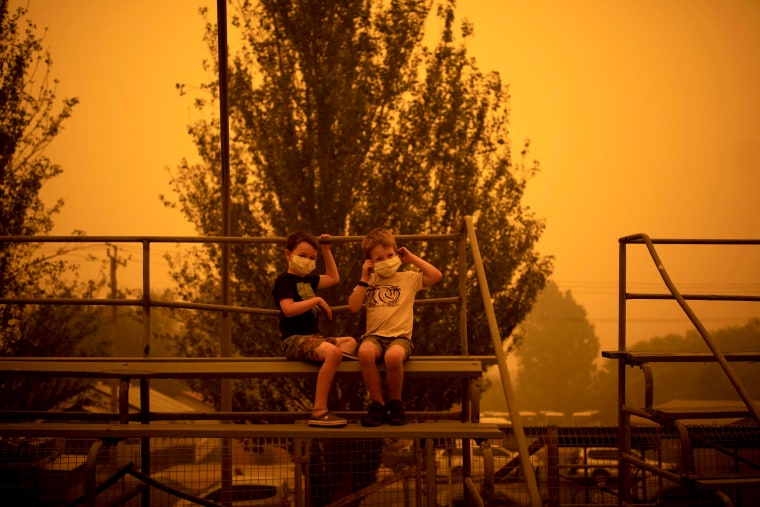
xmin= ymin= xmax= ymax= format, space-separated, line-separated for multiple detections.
xmin=0 ymin=356 xmax=506 ymax=507
xmin=601 ymin=350 xmax=760 ymax=420
xmin=0 ymin=421 xmax=504 ymax=441
xmin=602 ymin=349 xmax=760 ymax=498
xmin=0 ymin=356 xmax=492 ymax=427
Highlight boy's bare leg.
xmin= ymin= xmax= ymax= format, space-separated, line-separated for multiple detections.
xmin=312 ymin=342 xmax=342 ymax=415
xmin=336 ymin=336 xmax=357 ymax=355
xmin=384 ymin=344 xmax=406 ymax=401
xmin=358 ymin=341 xmax=383 ymax=403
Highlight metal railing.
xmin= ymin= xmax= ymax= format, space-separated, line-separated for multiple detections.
xmin=617 ymin=235 xmax=760 ymax=423
xmin=0 ymin=217 xmax=543 ymax=507
xmin=1 ymin=232 xmax=466 ymax=353
xmin=614 ymin=235 xmax=760 ymax=506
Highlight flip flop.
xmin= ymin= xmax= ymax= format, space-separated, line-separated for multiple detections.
xmin=308 ymin=411 xmax=347 ymax=427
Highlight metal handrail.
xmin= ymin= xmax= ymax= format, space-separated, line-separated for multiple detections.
xmin=0 ymin=232 xmax=467 ymax=349
xmin=616 ymin=234 xmax=760 ymax=506
xmin=619 ymin=233 xmax=760 ymax=424
xmin=2 ymin=219 xmax=524 ymax=507
xmin=464 ymin=215 xmax=542 ymax=507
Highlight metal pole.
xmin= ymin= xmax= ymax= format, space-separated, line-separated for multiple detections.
xmin=618 ymin=239 xmax=631 ymax=506
xmin=463 ymin=216 xmax=542 ymax=507
xmin=216 ymin=4 xmax=232 ymax=357
xmin=217 ymin=1 xmax=233 ymax=504
xmin=141 ymin=240 xmax=151 ymax=507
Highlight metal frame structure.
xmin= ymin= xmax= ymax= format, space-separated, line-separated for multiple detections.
xmin=605 ymin=235 xmax=760 ymax=506
xmin=0 ymin=218 xmax=542 ymax=507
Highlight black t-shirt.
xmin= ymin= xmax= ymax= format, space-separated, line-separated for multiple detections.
xmin=272 ymin=272 xmax=320 ymax=339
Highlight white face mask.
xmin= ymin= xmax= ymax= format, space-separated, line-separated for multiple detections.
xmin=289 ymin=255 xmax=316 ymax=276
xmin=373 ymin=256 xmax=401 ymax=278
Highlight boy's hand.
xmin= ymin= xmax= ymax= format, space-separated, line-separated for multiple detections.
xmin=361 ymin=259 xmax=374 ymax=279
xmin=318 ymin=234 xmax=333 ymax=251
xmin=314 ymin=297 xmax=333 ymax=320
xmin=398 ymin=247 xmax=414 ymax=264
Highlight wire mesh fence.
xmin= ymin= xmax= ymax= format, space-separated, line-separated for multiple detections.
xmin=1 ymin=424 xmax=758 ymax=507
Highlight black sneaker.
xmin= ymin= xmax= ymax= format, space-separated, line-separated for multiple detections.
xmin=387 ymin=399 xmax=407 ymax=426
xmin=361 ymin=401 xmax=387 ymax=427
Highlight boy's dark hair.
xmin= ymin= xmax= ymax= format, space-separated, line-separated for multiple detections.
xmin=361 ymin=228 xmax=397 ymax=258
xmin=286 ymin=231 xmax=319 ymax=252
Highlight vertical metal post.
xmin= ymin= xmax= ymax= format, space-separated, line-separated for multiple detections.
xmin=617 ymin=240 xmax=627 ymax=353
xmin=142 ymin=240 xmax=151 ymax=357
xmin=216 ymin=1 xmax=234 ymax=504
xmin=107 ymin=244 xmax=121 ymax=411
xmin=458 ymin=229 xmax=471 ymax=423
xmin=414 ymin=438 xmax=423 ymax=507
xmin=141 ymin=239 xmax=151 ymax=507
xmin=618 ymin=240 xmax=631 ymax=506
xmin=140 ymin=377 xmax=151 ymax=505
xmin=425 ymin=438 xmax=436 ymax=507
xmin=458 ymin=229 xmax=468 ymax=354
xmin=547 ymin=426 xmax=559 ymax=507
xmin=294 ymin=439 xmax=306 ymax=507
xmin=216 ymin=6 xmax=231 ymax=337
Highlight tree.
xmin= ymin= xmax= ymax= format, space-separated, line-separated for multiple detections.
xmin=166 ymin=0 xmax=552 ymax=415
xmin=513 ymin=281 xmax=600 ymax=417
xmin=0 ymin=1 xmax=103 ymax=411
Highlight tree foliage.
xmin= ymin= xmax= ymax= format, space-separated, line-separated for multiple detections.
xmin=513 ymin=281 xmax=600 ymax=416
xmin=0 ymin=1 xmax=103 ymax=410
xmin=166 ymin=0 xmax=552 ymax=415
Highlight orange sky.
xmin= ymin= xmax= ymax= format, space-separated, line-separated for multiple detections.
xmin=14 ymin=0 xmax=760 ymax=352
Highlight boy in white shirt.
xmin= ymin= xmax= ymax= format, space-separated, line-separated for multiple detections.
xmin=348 ymin=228 xmax=442 ymax=426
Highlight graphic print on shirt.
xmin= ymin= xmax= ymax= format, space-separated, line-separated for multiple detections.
xmin=296 ymin=281 xmax=318 ymax=317
xmin=366 ymin=284 xmax=401 ymax=308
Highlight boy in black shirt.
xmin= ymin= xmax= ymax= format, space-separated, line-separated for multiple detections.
xmin=272 ymin=231 xmax=356 ymax=427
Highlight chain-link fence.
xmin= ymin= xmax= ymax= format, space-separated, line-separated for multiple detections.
xmin=2 ymin=424 xmax=758 ymax=507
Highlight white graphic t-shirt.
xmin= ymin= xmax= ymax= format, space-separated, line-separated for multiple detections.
xmin=363 ymin=270 xmax=424 ymax=340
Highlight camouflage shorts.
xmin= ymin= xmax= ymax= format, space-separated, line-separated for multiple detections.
xmin=281 ymin=334 xmax=337 ymax=363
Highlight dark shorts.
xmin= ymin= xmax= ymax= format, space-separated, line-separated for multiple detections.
xmin=360 ymin=335 xmax=413 ymax=361
xmin=281 ymin=334 xmax=337 ymax=363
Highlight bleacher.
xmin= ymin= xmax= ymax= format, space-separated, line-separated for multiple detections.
xmin=0 ymin=217 xmax=542 ymax=507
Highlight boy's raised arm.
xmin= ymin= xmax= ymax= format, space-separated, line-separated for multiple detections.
xmin=399 ymin=247 xmax=442 ymax=287
xmin=348 ymin=259 xmax=373 ymax=313
xmin=317 ymin=234 xmax=340 ymax=289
